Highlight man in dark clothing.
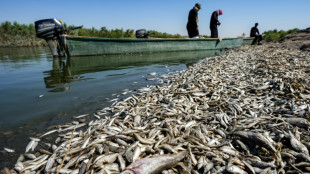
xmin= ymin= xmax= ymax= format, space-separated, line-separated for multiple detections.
xmin=187 ymin=3 xmax=201 ymax=38
xmin=250 ymin=23 xmax=263 ymax=45
xmin=210 ymin=9 xmax=222 ymax=38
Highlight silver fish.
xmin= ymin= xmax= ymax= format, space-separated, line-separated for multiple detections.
xmin=226 ymin=165 xmax=247 ymax=174
xmin=121 ymin=151 xmax=187 ymax=174
xmin=289 ymin=131 xmax=309 ymax=155
xmin=4 ymin=147 xmax=15 ymax=153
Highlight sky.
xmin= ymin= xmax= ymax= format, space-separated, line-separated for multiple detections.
xmin=0 ymin=0 xmax=309 ymax=37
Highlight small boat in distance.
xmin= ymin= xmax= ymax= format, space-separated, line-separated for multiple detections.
xmin=34 ymin=19 xmax=244 ymax=57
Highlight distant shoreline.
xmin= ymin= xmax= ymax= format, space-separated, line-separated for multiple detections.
xmin=0 ymin=33 xmax=47 ymax=47
xmin=1 ymin=27 xmax=309 ymax=48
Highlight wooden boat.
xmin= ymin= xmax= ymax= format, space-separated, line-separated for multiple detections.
xmin=65 ymin=36 xmax=244 ymax=56
xmin=34 ymin=19 xmax=243 ymax=57
xmin=242 ymin=37 xmax=255 ymax=45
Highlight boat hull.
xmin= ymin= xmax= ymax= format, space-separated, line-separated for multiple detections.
xmin=242 ymin=37 xmax=255 ymax=45
xmin=66 ymin=36 xmax=244 ymax=56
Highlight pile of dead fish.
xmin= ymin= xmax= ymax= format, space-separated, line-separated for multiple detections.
xmin=4 ymin=44 xmax=310 ymax=174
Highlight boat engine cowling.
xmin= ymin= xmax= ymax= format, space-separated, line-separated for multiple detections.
xmin=35 ymin=18 xmax=66 ymax=57
xmin=136 ymin=29 xmax=149 ymax=38
xmin=35 ymin=18 xmax=63 ymax=40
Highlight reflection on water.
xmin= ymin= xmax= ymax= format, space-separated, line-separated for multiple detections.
xmin=44 ymin=50 xmax=224 ymax=92
xmin=0 ymin=47 xmax=50 ymax=59
xmin=44 ymin=58 xmax=74 ymax=92
xmin=0 ymin=47 xmax=224 ymax=169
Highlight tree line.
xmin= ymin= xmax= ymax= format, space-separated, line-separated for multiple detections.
xmin=64 ymin=24 xmax=185 ymax=38
xmin=0 ymin=21 xmax=301 ymax=41
xmin=0 ymin=21 xmax=184 ymax=39
xmin=0 ymin=21 xmax=36 ymax=38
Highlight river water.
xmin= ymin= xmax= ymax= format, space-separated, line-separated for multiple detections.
xmin=0 ymin=47 xmax=223 ymax=169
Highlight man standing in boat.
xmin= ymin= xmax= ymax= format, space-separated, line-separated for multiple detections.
xmin=210 ymin=9 xmax=223 ymax=38
xmin=186 ymin=3 xmax=201 ymax=38
xmin=250 ymin=23 xmax=263 ymax=45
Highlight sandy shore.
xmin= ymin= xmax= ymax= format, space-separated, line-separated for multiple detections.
xmin=2 ymin=40 xmax=310 ymax=173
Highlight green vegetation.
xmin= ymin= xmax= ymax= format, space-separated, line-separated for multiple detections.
xmin=0 ymin=21 xmax=45 ymax=47
xmin=0 ymin=21 xmax=186 ymax=46
xmin=263 ymin=28 xmax=299 ymax=42
xmin=68 ymin=26 xmax=185 ymax=38
xmin=0 ymin=21 xmax=36 ymax=37
xmin=68 ymin=26 xmax=136 ymax=38
xmin=147 ymin=30 xmax=185 ymax=38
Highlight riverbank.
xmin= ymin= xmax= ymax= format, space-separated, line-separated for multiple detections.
xmin=279 ymin=27 xmax=310 ymax=51
xmin=0 ymin=33 xmax=46 ymax=47
xmin=2 ymin=40 xmax=310 ymax=173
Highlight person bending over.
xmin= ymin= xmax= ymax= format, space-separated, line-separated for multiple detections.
xmin=210 ymin=9 xmax=222 ymax=38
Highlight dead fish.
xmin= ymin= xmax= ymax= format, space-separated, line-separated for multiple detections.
xmin=139 ymin=87 xmax=152 ymax=93
xmin=81 ymin=137 xmax=91 ymax=149
xmin=39 ymin=129 xmax=58 ymax=138
xmin=94 ymin=153 xmax=119 ymax=167
xmin=233 ymin=131 xmax=276 ymax=152
xmin=121 ymin=151 xmax=187 ymax=174
xmin=25 ymin=139 xmax=38 ymax=153
xmin=226 ymin=165 xmax=247 ymax=174
xmin=132 ymin=146 xmax=142 ymax=162
xmin=2 ymin=167 xmax=11 ymax=174
xmin=78 ymin=160 xmax=88 ymax=174
xmin=45 ymin=153 xmax=56 ymax=172
xmin=24 ymin=153 xmax=36 ymax=160
xmin=197 ymin=156 xmax=205 ymax=170
xmin=235 ymin=140 xmax=249 ymax=153
xmin=192 ymin=92 xmax=207 ymax=97
xmin=285 ymin=117 xmax=310 ymax=128
xmin=249 ymin=159 xmax=276 ymax=169
xmin=189 ymin=147 xmax=197 ymax=166
xmin=146 ymin=77 xmax=157 ymax=81
xmin=93 ymin=114 xmax=101 ymax=119
xmin=255 ymin=85 xmax=271 ymax=90
xmin=4 ymin=147 xmax=15 ymax=153
xmin=289 ymin=131 xmax=309 ymax=155
xmin=134 ymin=133 xmax=156 ymax=144
xmin=148 ymin=72 xmax=157 ymax=76
xmin=27 ymin=154 xmax=49 ymax=165
xmin=118 ymin=155 xmax=126 ymax=171
xmin=220 ymin=146 xmax=239 ymax=156
xmin=203 ymin=162 xmax=214 ymax=173
xmin=72 ymin=114 xmax=89 ymax=119
xmin=125 ymin=142 xmax=139 ymax=162
xmin=289 ymin=151 xmax=310 ymax=162
xmin=242 ymin=160 xmax=255 ymax=174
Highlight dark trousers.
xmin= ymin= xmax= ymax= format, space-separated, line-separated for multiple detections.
xmin=210 ymin=26 xmax=218 ymax=38
xmin=187 ymin=24 xmax=199 ymax=38
xmin=252 ymin=34 xmax=263 ymax=44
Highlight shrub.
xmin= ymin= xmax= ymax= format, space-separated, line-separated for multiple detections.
xmin=263 ymin=28 xmax=300 ymax=42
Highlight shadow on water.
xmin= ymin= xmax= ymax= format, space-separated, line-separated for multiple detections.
xmin=0 ymin=48 xmax=224 ymax=169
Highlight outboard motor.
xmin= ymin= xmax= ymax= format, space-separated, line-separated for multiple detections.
xmin=136 ymin=29 xmax=149 ymax=38
xmin=35 ymin=19 xmax=67 ymax=57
